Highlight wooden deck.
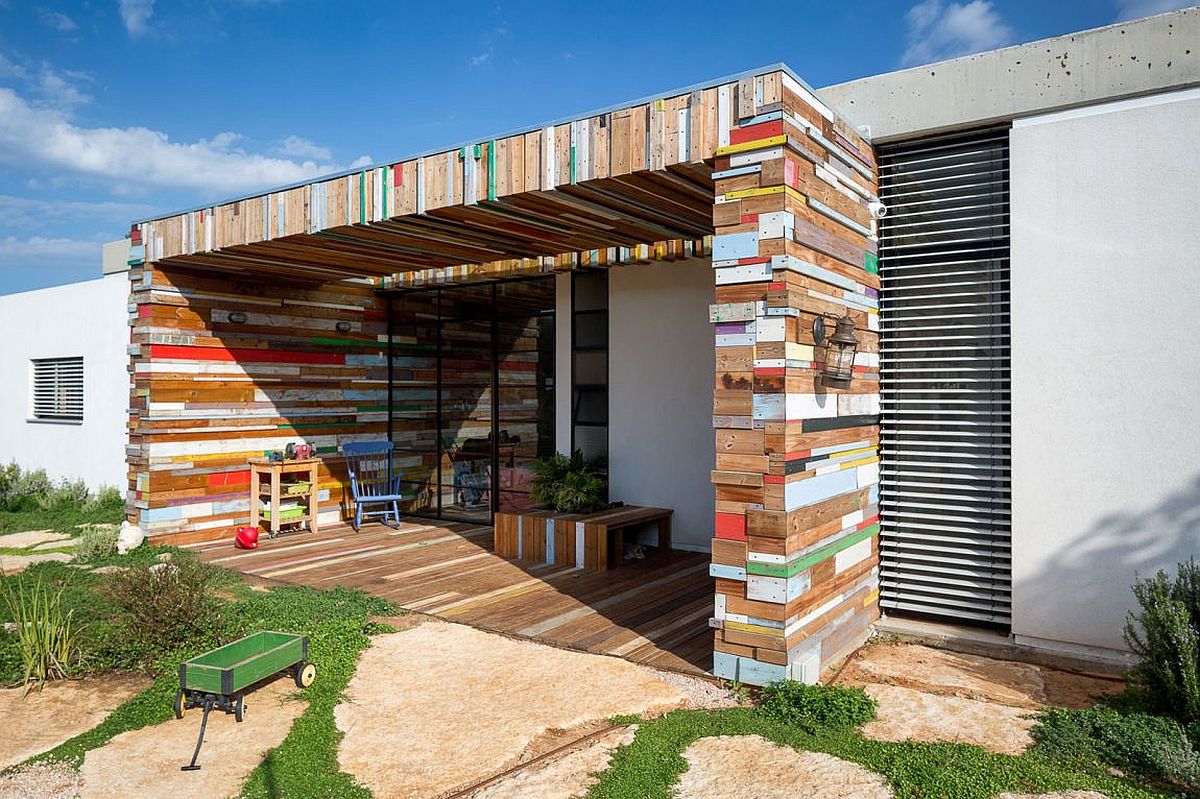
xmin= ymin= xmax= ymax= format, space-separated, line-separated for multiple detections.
xmin=192 ymin=518 xmax=714 ymax=675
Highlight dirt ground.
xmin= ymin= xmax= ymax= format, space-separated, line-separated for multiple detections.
xmin=335 ymin=620 xmax=690 ymax=798
xmin=0 ymin=763 xmax=83 ymax=799
xmin=78 ymin=675 xmax=306 ymax=799
xmin=0 ymin=672 xmax=149 ymax=769
xmin=835 ymin=641 xmax=1120 ymax=754
xmin=675 ymin=735 xmax=893 ymax=799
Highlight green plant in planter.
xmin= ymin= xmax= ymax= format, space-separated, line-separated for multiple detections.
xmin=529 ymin=450 xmax=607 ymax=514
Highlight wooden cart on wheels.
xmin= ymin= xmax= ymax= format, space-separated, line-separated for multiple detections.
xmin=175 ymin=631 xmax=315 ymax=771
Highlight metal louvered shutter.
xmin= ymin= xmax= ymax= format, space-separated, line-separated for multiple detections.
xmin=31 ymin=357 xmax=84 ymax=421
xmin=876 ymin=127 xmax=1012 ymax=628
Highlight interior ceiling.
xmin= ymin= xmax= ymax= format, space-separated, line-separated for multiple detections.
xmin=157 ymin=164 xmax=714 ymax=283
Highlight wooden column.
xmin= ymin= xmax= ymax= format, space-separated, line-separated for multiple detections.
xmin=709 ymin=72 xmax=882 ymax=685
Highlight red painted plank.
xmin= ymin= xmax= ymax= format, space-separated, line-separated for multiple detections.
xmin=209 ymin=470 xmax=251 ymax=488
xmin=729 ymin=120 xmax=784 ymax=146
xmin=714 ymin=512 xmax=746 ymax=539
xmin=148 ymin=344 xmax=345 ymax=365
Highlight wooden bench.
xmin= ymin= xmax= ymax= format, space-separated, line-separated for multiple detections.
xmin=494 ymin=505 xmax=673 ymax=572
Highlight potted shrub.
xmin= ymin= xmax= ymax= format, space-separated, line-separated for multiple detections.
xmin=529 ymin=451 xmax=607 ymax=514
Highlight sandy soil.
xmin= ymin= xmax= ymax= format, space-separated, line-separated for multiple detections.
xmin=835 ymin=641 xmax=1121 ymax=754
xmin=0 ymin=673 xmax=149 ymax=769
xmin=674 ymin=735 xmax=893 ymax=799
xmin=861 ymin=683 xmax=1036 ymax=755
xmin=0 ymin=763 xmax=83 ymax=799
xmin=469 ymin=725 xmax=637 ymax=799
xmin=335 ymin=621 xmax=688 ymax=798
xmin=0 ymin=530 xmax=68 ymax=549
xmin=79 ymin=675 xmax=306 ymax=799
xmin=1 ymin=552 xmax=74 ymax=575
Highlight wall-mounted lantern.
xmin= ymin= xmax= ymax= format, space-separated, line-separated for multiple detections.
xmin=813 ymin=314 xmax=859 ymax=389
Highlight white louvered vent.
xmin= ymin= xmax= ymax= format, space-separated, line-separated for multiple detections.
xmin=31 ymin=357 xmax=84 ymax=422
xmin=876 ymin=127 xmax=1012 ymax=628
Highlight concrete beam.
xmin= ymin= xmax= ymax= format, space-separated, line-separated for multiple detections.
xmin=819 ymin=8 xmax=1200 ymax=141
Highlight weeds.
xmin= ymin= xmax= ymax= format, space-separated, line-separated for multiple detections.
xmin=74 ymin=525 xmax=119 ymax=563
xmin=0 ymin=573 xmax=80 ymax=691
xmin=758 ymin=680 xmax=877 ymax=730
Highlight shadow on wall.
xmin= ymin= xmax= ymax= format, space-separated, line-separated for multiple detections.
xmin=1013 ymin=471 xmax=1200 ymax=653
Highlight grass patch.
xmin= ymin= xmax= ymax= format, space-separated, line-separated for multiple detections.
xmin=2 ymin=547 xmax=394 ymax=799
xmin=0 ymin=492 xmax=124 ymax=536
xmin=588 ymin=707 xmax=1166 ymax=799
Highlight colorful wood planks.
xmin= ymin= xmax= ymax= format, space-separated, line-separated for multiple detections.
xmin=708 ymin=73 xmax=882 ymax=686
xmin=126 ymin=263 xmax=392 ymax=543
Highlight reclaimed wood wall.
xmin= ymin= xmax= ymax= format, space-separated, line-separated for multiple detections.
xmin=126 ymin=262 xmax=390 ymax=543
xmin=707 ymin=72 xmax=882 ymax=685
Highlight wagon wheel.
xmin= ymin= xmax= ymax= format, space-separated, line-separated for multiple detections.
xmin=174 ymin=689 xmax=188 ymax=720
xmin=294 ymin=661 xmax=316 ymax=688
xmin=233 ymin=693 xmax=245 ymax=723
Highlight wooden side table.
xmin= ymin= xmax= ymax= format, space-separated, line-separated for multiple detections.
xmin=249 ymin=458 xmax=320 ymax=538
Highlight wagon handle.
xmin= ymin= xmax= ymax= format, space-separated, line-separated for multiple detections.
xmin=181 ymin=696 xmax=215 ymax=771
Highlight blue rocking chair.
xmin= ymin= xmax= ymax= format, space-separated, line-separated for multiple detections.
xmin=342 ymin=441 xmax=409 ymax=531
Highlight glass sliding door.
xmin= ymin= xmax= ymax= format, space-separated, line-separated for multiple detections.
xmin=387 ymin=276 xmax=555 ymax=523
xmin=389 ymin=291 xmax=440 ymax=515
xmin=495 ymin=279 xmax=556 ymax=513
xmin=439 ymin=285 xmax=495 ymax=523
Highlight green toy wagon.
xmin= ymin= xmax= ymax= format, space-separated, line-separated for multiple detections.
xmin=175 ymin=631 xmax=315 ymax=770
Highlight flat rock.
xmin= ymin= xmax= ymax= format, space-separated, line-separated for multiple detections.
xmin=32 ymin=538 xmax=77 ymax=551
xmin=336 ymin=621 xmax=688 ymax=798
xmin=91 ymin=565 xmax=129 ymax=574
xmin=674 ymin=735 xmax=892 ymax=799
xmin=860 ymin=683 xmax=1036 ymax=755
xmin=80 ymin=675 xmax=305 ymax=799
xmin=837 ymin=642 xmax=1117 ymax=710
xmin=0 ymin=552 xmax=73 ymax=575
xmin=470 ymin=725 xmax=637 ymax=799
xmin=0 ymin=672 xmax=149 ymax=770
xmin=0 ymin=530 xmax=68 ymax=550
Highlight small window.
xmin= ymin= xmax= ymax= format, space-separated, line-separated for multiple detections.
xmin=31 ymin=357 xmax=84 ymax=422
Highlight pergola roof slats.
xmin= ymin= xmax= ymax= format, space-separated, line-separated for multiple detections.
xmin=134 ymin=64 xmax=875 ymax=285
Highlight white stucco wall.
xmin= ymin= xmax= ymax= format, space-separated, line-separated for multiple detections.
xmin=607 ymin=259 xmax=714 ymax=552
xmin=1010 ymin=87 xmax=1200 ymax=656
xmin=0 ymin=272 xmax=130 ymax=489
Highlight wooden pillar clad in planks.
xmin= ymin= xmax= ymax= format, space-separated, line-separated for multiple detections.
xmin=708 ymin=72 xmax=883 ymax=686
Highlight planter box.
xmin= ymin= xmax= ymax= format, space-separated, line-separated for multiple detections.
xmin=494 ymin=506 xmax=672 ymax=572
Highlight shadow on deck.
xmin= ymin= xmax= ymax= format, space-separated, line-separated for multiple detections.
xmin=191 ymin=517 xmax=714 ymax=676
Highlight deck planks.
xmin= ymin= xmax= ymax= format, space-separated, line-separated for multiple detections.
xmin=194 ymin=517 xmax=713 ymax=675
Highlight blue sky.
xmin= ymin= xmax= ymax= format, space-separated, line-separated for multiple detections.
xmin=0 ymin=0 xmax=1192 ymax=294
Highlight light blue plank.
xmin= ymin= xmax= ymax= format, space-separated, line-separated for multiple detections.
xmin=712 ymin=231 xmax=759 ymax=261
xmin=784 ymin=469 xmax=859 ymax=511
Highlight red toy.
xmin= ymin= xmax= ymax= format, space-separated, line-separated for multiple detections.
xmin=234 ymin=525 xmax=260 ymax=550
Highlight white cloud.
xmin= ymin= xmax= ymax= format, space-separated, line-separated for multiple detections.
xmin=37 ymin=67 xmax=91 ymax=108
xmin=1114 ymin=0 xmax=1198 ymax=21
xmin=0 ymin=87 xmax=371 ymax=195
xmin=0 ymin=51 xmax=28 ymax=80
xmin=37 ymin=8 xmax=78 ymax=31
xmin=901 ymin=0 xmax=1015 ymax=67
xmin=469 ymin=48 xmax=493 ymax=67
xmin=276 ymin=135 xmax=331 ymax=161
xmin=119 ymin=0 xmax=155 ymax=38
xmin=0 ymin=235 xmax=100 ymax=264
xmin=0 ymin=194 xmax=155 ymax=228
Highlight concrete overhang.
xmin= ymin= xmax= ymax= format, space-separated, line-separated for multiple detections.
xmin=820 ymin=7 xmax=1200 ymax=142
